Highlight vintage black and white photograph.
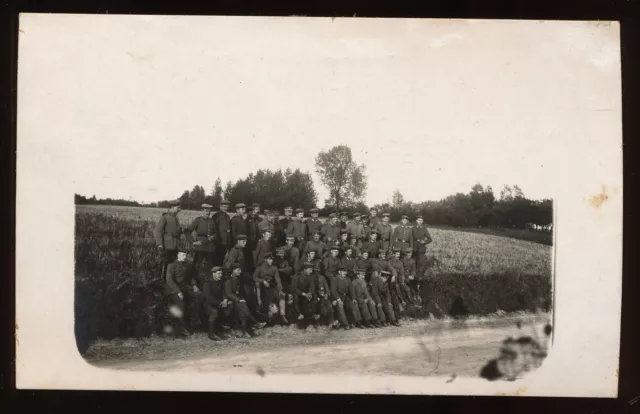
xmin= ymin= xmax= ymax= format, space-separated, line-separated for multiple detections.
xmin=16 ymin=15 xmax=622 ymax=395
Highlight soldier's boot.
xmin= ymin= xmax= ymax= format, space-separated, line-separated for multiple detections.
xmin=392 ymin=320 xmax=401 ymax=327
xmin=246 ymin=326 xmax=257 ymax=337
xmin=208 ymin=321 xmax=222 ymax=341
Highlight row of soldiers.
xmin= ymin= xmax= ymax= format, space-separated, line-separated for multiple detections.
xmin=155 ymin=199 xmax=434 ymax=340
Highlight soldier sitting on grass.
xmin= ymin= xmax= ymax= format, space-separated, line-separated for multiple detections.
xmin=355 ymin=250 xmax=373 ymax=284
xmin=402 ymin=248 xmax=422 ymax=306
xmin=164 ymin=250 xmax=204 ymax=337
xmin=312 ymin=265 xmax=335 ymax=327
xmin=291 ymin=262 xmax=318 ymax=328
xmin=352 ymin=269 xmax=379 ymax=328
xmin=253 ymin=253 xmax=288 ymax=326
xmin=224 ymin=263 xmax=266 ymax=338
xmin=370 ymin=270 xmax=400 ymax=327
xmin=202 ymin=266 xmax=233 ymax=341
xmin=331 ymin=266 xmax=365 ymax=330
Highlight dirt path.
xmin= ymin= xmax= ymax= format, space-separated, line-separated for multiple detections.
xmin=89 ymin=314 xmax=551 ymax=377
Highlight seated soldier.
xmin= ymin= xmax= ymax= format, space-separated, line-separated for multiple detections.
xmin=303 ymin=230 xmax=328 ymax=259
xmin=355 ymin=250 xmax=373 ymax=284
xmin=322 ymin=245 xmax=341 ymax=282
xmin=337 ymin=229 xmax=349 ymax=256
xmin=389 ymin=247 xmax=409 ymax=310
xmin=202 ymin=266 xmax=233 ymax=341
xmin=340 ymin=246 xmax=358 ymax=280
xmin=330 ymin=266 xmax=364 ymax=329
xmin=296 ymin=248 xmax=320 ymax=273
xmin=291 ymin=262 xmax=317 ymax=328
xmin=225 ymin=263 xmax=266 ymax=337
xmin=164 ymin=250 xmax=204 ymax=337
xmin=253 ymin=253 xmax=287 ymax=325
xmin=253 ymin=228 xmax=275 ymax=267
xmin=348 ymin=234 xmax=362 ymax=258
xmin=402 ymin=248 xmax=422 ymax=306
xmin=370 ymin=270 xmax=400 ymax=327
xmin=312 ymin=265 xmax=335 ymax=327
xmin=352 ymin=269 xmax=379 ymax=328
xmin=274 ymin=246 xmax=294 ymax=313
xmin=361 ymin=230 xmax=381 ymax=259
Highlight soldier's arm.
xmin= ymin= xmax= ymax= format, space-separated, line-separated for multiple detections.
xmin=330 ymin=277 xmax=340 ymax=301
xmin=204 ymin=283 xmax=222 ymax=307
xmin=186 ymin=218 xmax=198 ymax=244
xmin=274 ymin=268 xmax=283 ymax=291
xmin=154 ymin=215 xmax=166 ymax=247
xmin=388 ymin=263 xmax=398 ymax=278
xmin=223 ymin=249 xmax=236 ymax=269
xmin=224 ymin=279 xmax=240 ymax=302
xmin=253 ymin=242 xmax=262 ymax=266
xmin=166 ymin=265 xmax=180 ymax=293
xmin=253 ymin=267 xmax=264 ymax=284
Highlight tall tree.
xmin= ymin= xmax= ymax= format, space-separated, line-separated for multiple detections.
xmin=392 ymin=189 xmax=405 ymax=208
xmin=315 ymin=145 xmax=367 ymax=211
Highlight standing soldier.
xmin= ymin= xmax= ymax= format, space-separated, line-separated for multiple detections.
xmin=253 ymin=228 xmax=275 ymax=267
xmin=402 ymin=248 xmax=421 ymax=305
xmin=331 ymin=267 xmax=364 ymax=329
xmin=353 ymin=269 xmax=379 ymax=327
xmin=246 ymin=206 xmax=261 ymax=268
xmin=154 ymin=199 xmax=184 ymax=280
xmin=412 ymin=215 xmax=433 ymax=274
xmin=375 ymin=213 xmax=394 ymax=255
xmin=303 ymin=230 xmax=328 ymax=259
xmin=322 ymin=245 xmax=341 ymax=282
xmin=202 ymin=266 xmax=232 ymax=341
xmin=186 ymin=203 xmax=217 ymax=272
xmin=369 ymin=208 xmax=382 ymax=229
xmin=213 ymin=199 xmax=232 ymax=266
xmin=306 ymin=207 xmax=323 ymax=240
xmin=356 ymin=250 xmax=373 ymax=283
xmin=291 ymin=262 xmax=317 ymax=327
xmin=258 ymin=210 xmax=276 ymax=234
xmin=389 ymin=247 xmax=409 ymax=310
xmin=278 ymin=206 xmax=294 ymax=245
xmin=287 ymin=208 xmax=308 ymax=253
xmin=361 ymin=214 xmax=373 ymax=241
xmin=340 ymin=246 xmax=358 ymax=280
xmin=392 ymin=215 xmax=414 ymax=253
xmin=164 ymin=250 xmax=204 ymax=337
xmin=346 ymin=213 xmax=366 ymax=248
xmin=362 ymin=230 xmax=382 ymax=259
xmin=339 ymin=212 xmax=349 ymax=230
xmin=321 ymin=212 xmax=341 ymax=245
xmin=225 ymin=263 xmax=266 ymax=337
xmin=223 ymin=234 xmax=258 ymax=316
xmin=283 ymin=234 xmax=301 ymax=272
xmin=253 ymin=253 xmax=287 ymax=324
xmin=370 ymin=270 xmax=400 ymax=327
xmin=231 ymin=203 xmax=248 ymax=251
xmin=348 ymin=234 xmax=362 ymax=258
xmin=251 ymin=203 xmax=263 ymax=222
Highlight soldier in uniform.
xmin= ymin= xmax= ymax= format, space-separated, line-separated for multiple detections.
xmin=340 ymin=246 xmax=358 ymax=280
xmin=154 ymin=199 xmax=184 ymax=280
xmin=213 ymin=199 xmax=232 ymax=266
xmin=348 ymin=234 xmax=362 ymax=258
xmin=303 ymin=230 xmax=328 ymax=259
xmin=253 ymin=228 xmax=275 ymax=267
xmin=361 ymin=230 xmax=382 ymax=259
xmin=375 ymin=213 xmax=395 ymax=255
xmin=251 ymin=203 xmax=262 ymax=221
xmin=361 ymin=214 xmax=373 ymax=241
xmin=278 ymin=206 xmax=294 ymax=245
xmin=352 ymin=269 xmax=379 ymax=327
xmin=258 ymin=210 xmax=276 ymax=234
xmin=412 ymin=215 xmax=433 ymax=275
xmin=297 ymin=248 xmax=320 ymax=273
xmin=202 ymin=266 xmax=232 ymax=341
xmin=225 ymin=263 xmax=266 ymax=337
xmin=355 ymin=250 xmax=373 ymax=283
xmin=311 ymin=265 xmax=334 ymax=326
xmin=223 ymin=234 xmax=259 ymax=317
xmin=389 ymin=247 xmax=410 ymax=310
xmin=392 ymin=215 xmax=414 ymax=253
xmin=306 ymin=207 xmax=323 ymax=240
xmin=337 ymin=229 xmax=350 ymax=255
xmin=402 ymin=247 xmax=421 ymax=305
xmin=339 ymin=212 xmax=349 ymax=230
xmin=246 ymin=206 xmax=261 ymax=269
xmin=290 ymin=261 xmax=317 ymax=327
xmin=370 ymin=270 xmax=400 ymax=327
xmin=283 ymin=234 xmax=301 ymax=272
xmin=253 ymin=253 xmax=287 ymax=324
xmin=287 ymin=208 xmax=308 ymax=253
xmin=370 ymin=249 xmax=398 ymax=282
xmin=274 ymin=246 xmax=294 ymax=299
xmin=230 ymin=203 xmax=248 ymax=247
xmin=186 ymin=203 xmax=217 ymax=272
xmin=322 ymin=245 xmax=341 ymax=282
xmin=368 ymin=208 xmax=382 ymax=229
xmin=320 ymin=212 xmax=341 ymax=245
xmin=331 ymin=267 xmax=364 ymax=329
xmin=164 ymin=250 xmax=204 ymax=337
xmin=346 ymin=213 xmax=366 ymax=248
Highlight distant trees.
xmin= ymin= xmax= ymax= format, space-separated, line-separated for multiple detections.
xmin=315 ymin=145 xmax=367 ymax=211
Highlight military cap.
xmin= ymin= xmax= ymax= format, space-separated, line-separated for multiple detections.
xmin=306 ymin=249 xmax=318 ymax=255
xmin=230 ymin=263 xmax=241 ymax=270
xmin=303 ymin=261 xmax=315 ymax=269
xmin=401 ymin=215 xmax=409 ymax=220
xmin=340 ymin=212 xmax=348 ymax=217
xmin=220 ymin=199 xmax=230 ymax=205
xmin=252 ymin=203 xmax=260 ymax=208
xmin=328 ymin=212 xmax=337 ymax=218
xmin=382 ymin=212 xmax=391 ymax=217
xmin=404 ymin=248 xmax=413 ymax=254
xmin=201 ymin=203 xmax=213 ymax=209
xmin=356 ymin=269 xmax=366 ymax=274
xmin=380 ymin=270 xmax=391 ymax=276
xmin=284 ymin=206 xmax=293 ymax=210
xmin=295 ymin=208 xmax=304 ymax=214
xmin=353 ymin=212 xmax=361 ymax=218
xmin=393 ymin=247 xmax=401 ymax=252
xmin=330 ymin=244 xmax=340 ymax=251
xmin=312 ymin=230 xmax=322 ymax=236
xmin=235 ymin=203 xmax=246 ymax=209
xmin=276 ymin=246 xmax=286 ymax=254
xmin=236 ymin=234 xmax=247 ymax=241
xmin=211 ymin=266 xmax=223 ymax=273
xmin=285 ymin=233 xmax=295 ymax=240
xmin=350 ymin=234 xmax=357 ymax=240
xmin=247 ymin=206 xmax=254 ymax=212
xmin=337 ymin=266 xmax=347 ymax=272
xmin=310 ymin=208 xmax=319 ymax=213
xmin=340 ymin=228 xmax=348 ymax=234
xmin=416 ymin=215 xmax=423 ymax=220
xmin=264 ymin=252 xmax=274 ymax=260
xmin=262 ymin=228 xmax=272 ymax=233
xmin=169 ymin=199 xmax=180 ymax=206
xmin=378 ymin=249 xmax=387 ymax=254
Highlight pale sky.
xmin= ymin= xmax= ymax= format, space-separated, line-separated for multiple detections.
xmin=18 ymin=16 xmax=621 ymax=205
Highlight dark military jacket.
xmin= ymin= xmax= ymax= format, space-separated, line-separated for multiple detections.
xmin=340 ymin=256 xmax=358 ymax=277
xmin=352 ymin=278 xmax=373 ymax=302
xmin=331 ymin=276 xmax=356 ymax=300
xmin=246 ymin=214 xmax=260 ymax=245
xmin=368 ymin=216 xmax=382 ymax=229
xmin=355 ymin=257 xmax=372 ymax=274
xmin=258 ymin=220 xmax=275 ymax=234
xmin=402 ymin=256 xmax=417 ymax=277
xmin=284 ymin=245 xmax=300 ymax=271
xmin=253 ymin=239 xmax=274 ymax=267
xmin=375 ymin=222 xmax=394 ymax=242
xmin=322 ymin=256 xmax=341 ymax=280
xmin=370 ymin=258 xmax=398 ymax=278
xmin=303 ymin=239 xmax=328 ymax=259
xmin=253 ymin=262 xmax=283 ymax=290
xmin=279 ymin=216 xmax=293 ymax=234
xmin=346 ymin=221 xmax=366 ymax=240
xmin=203 ymin=277 xmax=225 ymax=307
xmin=361 ymin=240 xmax=382 ymax=258
xmin=393 ymin=224 xmax=414 ymax=250
xmin=154 ymin=212 xmax=182 ymax=250
xmin=186 ymin=215 xmax=217 ymax=252
xmin=412 ymin=225 xmax=433 ymax=253
xmin=287 ymin=219 xmax=308 ymax=241
xmin=224 ymin=276 xmax=245 ymax=302
xmin=291 ymin=271 xmax=314 ymax=296
xmin=305 ymin=218 xmax=323 ymax=239
xmin=312 ymin=274 xmax=330 ymax=297
xmin=165 ymin=261 xmax=196 ymax=296
xmin=370 ymin=275 xmax=391 ymax=304
xmin=388 ymin=257 xmax=406 ymax=284
xmin=224 ymin=245 xmax=246 ymax=271
xmin=320 ymin=222 xmax=340 ymax=243
xmin=230 ymin=215 xmax=248 ymax=246
xmin=213 ymin=210 xmax=232 ymax=246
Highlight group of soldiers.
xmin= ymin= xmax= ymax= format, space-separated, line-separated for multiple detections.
xmin=154 ymin=199 xmax=433 ymax=341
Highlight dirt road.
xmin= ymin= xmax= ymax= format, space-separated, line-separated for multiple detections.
xmin=88 ymin=314 xmax=551 ymax=378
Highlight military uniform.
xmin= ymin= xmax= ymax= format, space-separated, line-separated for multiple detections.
xmin=246 ymin=212 xmax=261 ymax=261
xmin=274 ymin=249 xmax=294 ymax=295
xmin=340 ymin=254 xmax=358 ymax=279
xmin=370 ymin=255 xmax=398 ymax=280
xmin=223 ymin=237 xmax=257 ymax=315
xmin=278 ymin=208 xmax=294 ymax=245
xmin=312 ymin=272 xmax=334 ymax=325
xmin=355 ymin=256 xmax=372 ymax=282
xmin=346 ymin=217 xmax=366 ymax=247
xmin=370 ymin=273 xmax=397 ymax=324
xmin=291 ymin=267 xmax=315 ymax=323
xmin=186 ymin=210 xmax=217 ymax=271
xmin=154 ymin=207 xmax=183 ymax=279
xmin=305 ymin=209 xmax=323 ymax=241
xmin=213 ymin=202 xmax=232 ymax=265
xmin=412 ymin=219 xmax=433 ymax=274
xmin=388 ymin=252 xmax=410 ymax=309
xmin=287 ymin=215 xmax=308 ymax=252
xmin=253 ymin=259 xmax=285 ymax=316
xmin=375 ymin=220 xmax=395 ymax=255
xmin=320 ymin=217 xmax=341 ymax=244
xmin=321 ymin=253 xmax=341 ymax=282
xmin=331 ymin=273 xmax=362 ymax=327
xmin=253 ymin=237 xmax=274 ymax=267
xmin=202 ymin=270 xmax=233 ymax=339
xmin=392 ymin=218 xmax=414 ymax=252
xmin=165 ymin=259 xmax=204 ymax=335
xmin=361 ymin=238 xmax=382 ymax=259
xmin=347 ymin=241 xmax=362 ymax=258
xmin=402 ymin=250 xmax=420 ymax=304
xmin=230 ymin=214 xmax=248 ymax=248
xmin=368 ymin=213 xmax=382 ymax=229
xmin=224 ymin=272 xmax=254 ymax=333
xmin=353 ymin=275 xmax=378 ymax=324
xmin=283 ymin=243 xmax=301 ymax=273
xmin=303 ymin=238 xmax=328 ymax=260
xmin=257 ymin=218 xmax=275 ymax=235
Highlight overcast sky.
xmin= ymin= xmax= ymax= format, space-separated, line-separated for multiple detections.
xmin=19 ymin=16 xmax=621 ymax=205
